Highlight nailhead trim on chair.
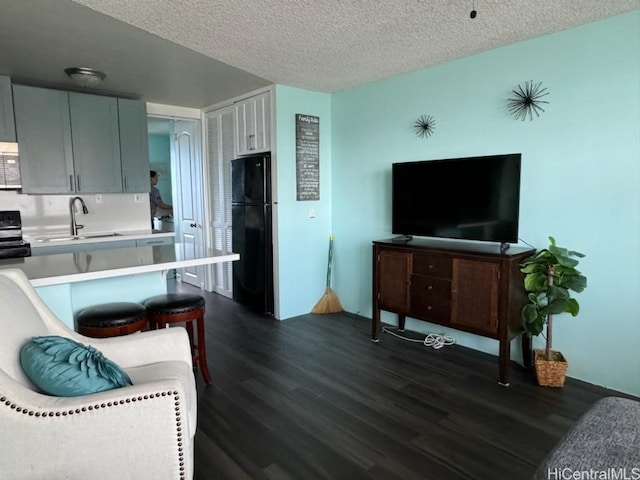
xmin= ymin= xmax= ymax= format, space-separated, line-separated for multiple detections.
xmin=1 ymin=390 xmax=187 ymax=480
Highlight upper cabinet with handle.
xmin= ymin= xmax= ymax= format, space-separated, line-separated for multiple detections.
xmin=0 ymin=76 xmax=16 ymax=142
xmin=235 ymin=91 xmax=270 ymax=156
xmin=13 ymin=85 xmax=75 ymax=193
xmin=69 ymin=92 xmax=122 ymax=193
xmin=118 ymin=98 xmax=150 ymax=193
xmin=13 ymin=84 xmax=149 ymax=194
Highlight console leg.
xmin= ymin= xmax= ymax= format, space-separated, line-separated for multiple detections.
xmin=498 ymin=338 xmax=510 ymax=386
xmin=372 ymin=308 xmax=381 ymax=341
xmin=522 ymin=333 xmax=533 ymax=370
xmin=398 ymin=314 xmax=406 ymax=332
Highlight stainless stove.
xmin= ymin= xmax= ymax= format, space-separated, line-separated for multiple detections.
xmin=0 ymin=211 xmax=31 ymax=259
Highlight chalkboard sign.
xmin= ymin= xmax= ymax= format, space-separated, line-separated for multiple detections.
xmin=296 ymin=114 xmax=320 ymax=201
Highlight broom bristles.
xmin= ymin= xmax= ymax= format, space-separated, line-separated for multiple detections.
xmin=311 ymin=287 xmax=344 ymax=314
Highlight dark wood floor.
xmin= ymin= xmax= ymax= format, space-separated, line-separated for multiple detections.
xmin=172 ymin=282 xmax=636 ymax=480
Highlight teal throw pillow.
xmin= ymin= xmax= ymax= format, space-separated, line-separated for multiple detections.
xmin=20 ymin=336 xmax=132 ymax=397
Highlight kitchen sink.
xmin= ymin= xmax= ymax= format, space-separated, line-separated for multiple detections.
xmin=33 ymin=233 xmax=123 ymax=242
xmin=78 ymin=233 xmax=123 ymax=239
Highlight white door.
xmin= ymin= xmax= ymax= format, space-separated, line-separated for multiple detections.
xmin=206 ymin=106 xmax=235 ymax=297
xmin=173 ymin=119 xmax=204 ymax=288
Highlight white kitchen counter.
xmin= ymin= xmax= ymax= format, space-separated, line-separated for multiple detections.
xmin=0 ymin=243 xmax=238 ymax=287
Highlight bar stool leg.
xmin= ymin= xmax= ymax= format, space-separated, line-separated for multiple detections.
xmin=195 ymin=310 xmax=212 ymax=384
xmin=184 ymin=320 xmax=195 ymax=354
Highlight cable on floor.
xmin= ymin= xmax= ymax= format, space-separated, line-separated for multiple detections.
xmin=382 ymin=326 xmax=455 ymax=349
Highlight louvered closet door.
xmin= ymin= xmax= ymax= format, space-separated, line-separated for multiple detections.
xmin=206 ymin=106 xmax=235 ymax=297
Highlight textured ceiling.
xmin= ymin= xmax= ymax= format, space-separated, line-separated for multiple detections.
xmin=0 ymin=1 xmax=638 ymax=108
xmin=70 ymin=0 xmax=640 ymax=93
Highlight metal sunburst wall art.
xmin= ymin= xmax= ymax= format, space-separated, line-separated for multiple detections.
xmin=507 ymin=81 xmax=550 ymax=121
xmin=414 ymin=114 xmax=436 ymax=138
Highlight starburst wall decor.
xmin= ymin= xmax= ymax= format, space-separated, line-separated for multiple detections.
xmin=507 ymin=81 xmax=550 ymax=121
xmin=414 ymin=114 xmax=436 ymax=138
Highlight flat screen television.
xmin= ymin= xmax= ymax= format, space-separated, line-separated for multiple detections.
xmin=392 ymin=153 xmax=522 ymax=245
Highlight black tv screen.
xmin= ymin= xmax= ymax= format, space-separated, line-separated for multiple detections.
xmin=392 ymin=154 xmax=522 ymax=244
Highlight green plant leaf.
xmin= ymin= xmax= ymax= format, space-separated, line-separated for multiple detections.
xmin=524 ymin=272 xmax=548 ymax=292
xmin=527 ymin=292 xmax=541 ymax=304
xmin=565 ymin=298 xmax=580 ymax=316
xmin=525 ymin=315 xmax=545 ymax=336
xmin=544 ymin=299 xmax=565 ymax=315
xmin=564 ymin=275 xmax=587 ymax=293
xmin=544 ymin=298 xmax=580 ymax=316
xmin=547 ymin=285 xmax=570 ymax=299
xmin=521 ymin=262 xmax=546 ymax=273
xmin=522 ymin=304 xmax=539 ymax=324
xmin=554 ymin=253 xmax=579 ymax=268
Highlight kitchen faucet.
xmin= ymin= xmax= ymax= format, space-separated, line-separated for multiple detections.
xmin=69 ymin=196 xmax=89 ymax=237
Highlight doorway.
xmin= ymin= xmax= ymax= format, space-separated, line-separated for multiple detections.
xmin=147 ymin=115 xmax=206 ymax=289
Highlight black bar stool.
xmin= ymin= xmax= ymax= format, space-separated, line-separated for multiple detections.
xmin=144 ymin=293 xmax=211 ymax=384
xmin=76 ymin=302 xmax=148 ymax=338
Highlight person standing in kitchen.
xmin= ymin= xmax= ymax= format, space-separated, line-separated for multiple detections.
xmin=150 ymin=170 xmax=172 ymax=228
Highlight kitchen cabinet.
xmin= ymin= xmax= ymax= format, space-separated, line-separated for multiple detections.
xmin=69 ymin=92 xmax=122 ymax=193
xmin=372 ymin=238 xmax=534 ymax=385
xmin=13 ymin=85 xmax=75 ymax=194
xmin=235 ymin=91 xmax=270 ymax=156
xmin=0 ymin=76 xmax=16 ymax=142
xmin=118 ymin=98 xmax=150 ymax=193
xmin=13 ymin=85 xmax=149 ymax=194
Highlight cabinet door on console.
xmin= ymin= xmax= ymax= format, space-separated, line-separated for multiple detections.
xmin=376 ymin=249 xmax=411 ymax=313
xmin=451 ymin=259 xmax=500 ymax=335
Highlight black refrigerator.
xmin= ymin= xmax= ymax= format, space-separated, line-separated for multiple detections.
xmin=231 ymin=153 xmax=274 ymax=315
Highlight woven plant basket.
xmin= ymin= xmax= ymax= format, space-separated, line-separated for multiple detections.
xmin=534 ymin=349 xmax=568 ymax=387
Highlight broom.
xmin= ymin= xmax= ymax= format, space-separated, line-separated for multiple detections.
xmin=311 ymin=234 xmax=344 ymax=314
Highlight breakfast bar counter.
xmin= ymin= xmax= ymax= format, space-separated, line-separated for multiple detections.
xmin=0 ymin=244 xmax=239 ymax=328
xmin=1 ymin=243 xmax=238 ymax=286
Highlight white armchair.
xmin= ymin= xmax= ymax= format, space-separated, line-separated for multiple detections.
xmin=0 ymin=268 xmax=197 ymax=480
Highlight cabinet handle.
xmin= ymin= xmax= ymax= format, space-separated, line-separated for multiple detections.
xmin=428 ymin=264 xmax=434 ymax=269
xmin=124 ymin=176 xmax=128 ymax=191
xmin=69 ymin=175 xmax=74 ymax=191
xmin=190 ymin=223 xmax=197 ymax=228
xmin=427 ymin=305 xmax=432 ymax=311
xmin=77 ymin=175 xmax=81 ymax=191
xmin=427 ymin=285 xmax=433 ymax=290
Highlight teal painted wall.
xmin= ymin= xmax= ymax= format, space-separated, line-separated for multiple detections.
xmin=148 ymin=134 xmax=173 ymax=204
xmin=274 ymin=85 xmax=333 ymax=319
xmin=327 ymin=12 xmax=640 ymax=395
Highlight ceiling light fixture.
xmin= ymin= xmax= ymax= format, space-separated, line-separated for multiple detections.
xmin=470 ymin=0 xmax=477 ymax=18
xmin=64 ymin=67 xmax=106 ymax=88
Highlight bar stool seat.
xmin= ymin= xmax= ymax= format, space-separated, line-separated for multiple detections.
xmin=76 ymin=302 xmax=148 ymax=338
xmin=144 ymin=293 xmax=211 ymax=384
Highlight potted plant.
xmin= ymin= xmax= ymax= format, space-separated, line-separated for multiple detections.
xmin=520 ymin=236 xmax=587 ymax=387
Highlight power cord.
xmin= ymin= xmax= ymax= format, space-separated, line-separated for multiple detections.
xmin=382 ymin=327 xmax=455 ymax=350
